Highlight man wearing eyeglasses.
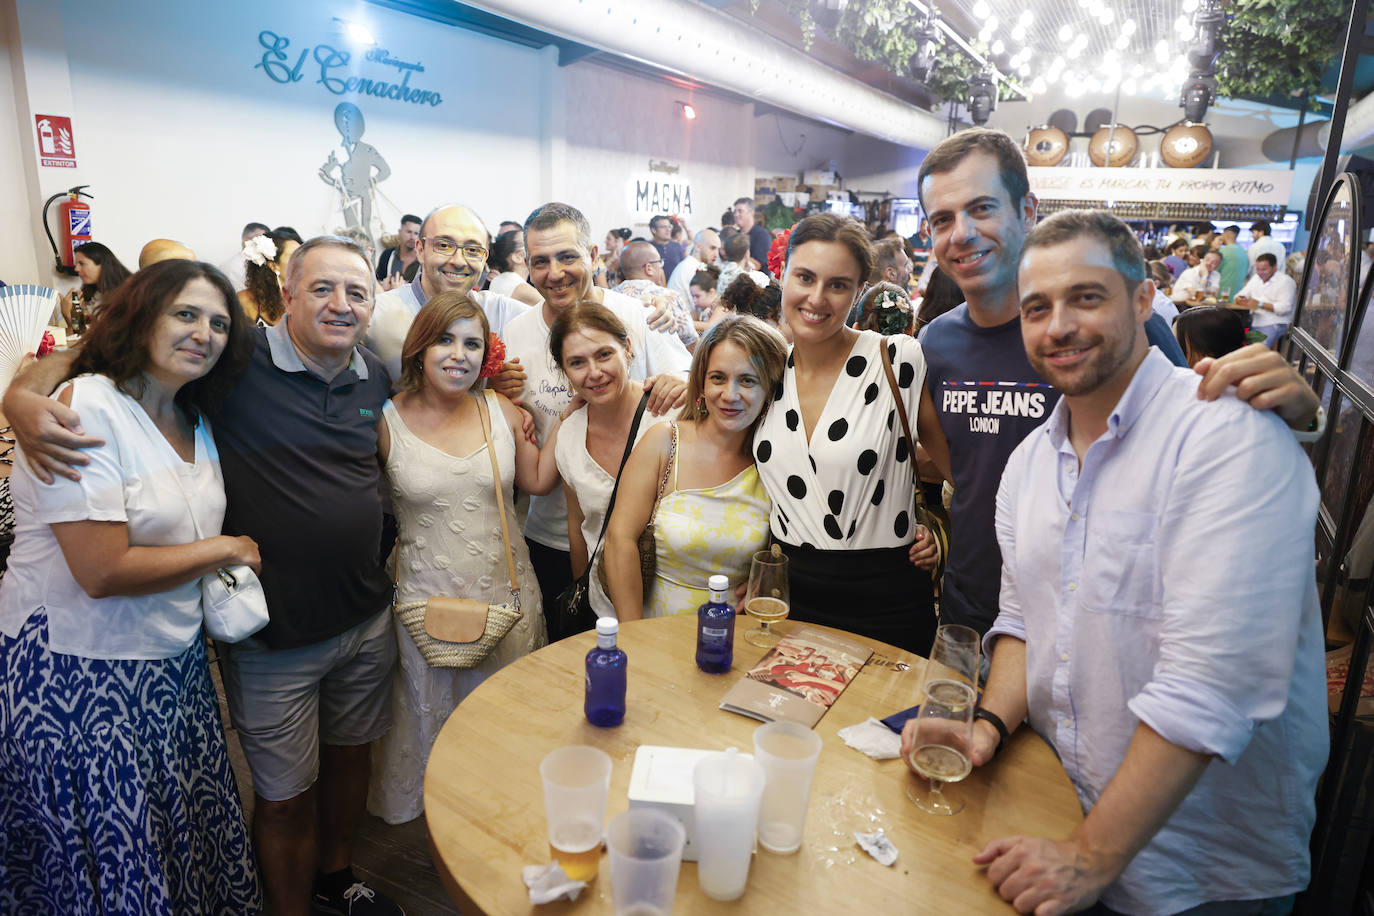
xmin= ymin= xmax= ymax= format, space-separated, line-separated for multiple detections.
xmin=614 ymin=240 xmax=698 ymax=349
xmin=367 ymin=204 xmax=531 ymax=380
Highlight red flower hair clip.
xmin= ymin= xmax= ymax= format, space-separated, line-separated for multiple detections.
xmin=480 ymin=333 xmax=506 ymax=379
xmin=36 ymin=330 xmax=55 ymax=358
xmin=767 ymin=226 xmax=793 ymax=278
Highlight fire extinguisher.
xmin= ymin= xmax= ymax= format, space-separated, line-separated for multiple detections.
xmin=42 ymin=184 xmax=93 ymax=276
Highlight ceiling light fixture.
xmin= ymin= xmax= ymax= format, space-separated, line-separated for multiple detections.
xmin=678 ymin=101 xmax=697 ymax=120
xmin=334 ymin=19 xmax=377 ymax=45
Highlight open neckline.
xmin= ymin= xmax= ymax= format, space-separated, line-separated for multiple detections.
xmin=387 ymin=392 xmax=492 ymax=461
xmin=796 ymin=331 xmax=869 ymax=449
xmin=118 ymin=385 xmax=203 ymax=469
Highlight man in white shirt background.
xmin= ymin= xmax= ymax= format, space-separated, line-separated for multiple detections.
xmin=1235 ymin=252 xmax=1298 ymax=348
xmin=1247 ymin=220 xmax=1286 ymax=276
xmin=667 ymin=228 xmax=721 ymax=309
xmin=503 ymin=202 xmax=691 ymax=630
xmin=905 ymin=209 xmax=1325 ymax=916
xmin=1170 ymin=249 xmax=1221 ymax=304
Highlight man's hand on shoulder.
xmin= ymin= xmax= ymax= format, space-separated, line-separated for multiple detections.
xmin=974 ymin=835 xmax=1117 ymax=916
xmin=5 ymin=387 xmax=102 ymax=483
xmin=644 ymin=296 xmax=676 ymax=334
xmin=643 ymin=374 xmax=687 ymax=416
xmin=489 ymin=358 xmax=526 ymax=404
xmin=1193 ymin=343 xmax=1320 ymax=430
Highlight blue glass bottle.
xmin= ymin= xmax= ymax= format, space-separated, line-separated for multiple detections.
xmin=585 ymin=617 xmax=627 ymax=727
xmin=695 ymin=574 xmax=735 ymax=674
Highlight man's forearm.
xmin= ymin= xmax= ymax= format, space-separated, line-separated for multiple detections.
xmin=981 ymin=635 xmax=1030 ymax=728
xmin=4 ymin=345 xmax=78 ymax=403
xmin=1071 ymin=722 xmax=1211 ymax=877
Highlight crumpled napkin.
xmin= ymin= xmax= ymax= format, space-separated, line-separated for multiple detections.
xmin=855 ymin=828 xmax=899 ymax=866
xmin=522 ymin=862 xmax=587 ymax=904
xmin=837 ymin=717 xmax=903 ymax=759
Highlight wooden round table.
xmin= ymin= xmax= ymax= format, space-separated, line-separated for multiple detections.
xmin=424 ymin=615 xmax=1083 ymax=914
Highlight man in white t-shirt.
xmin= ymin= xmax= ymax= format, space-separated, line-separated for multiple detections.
xmin=1236 ymin=252 xmax=1298 ymax=348
xmin=1247 ymin=220 xmax=1286 ymax=275
xmin=505 ymin=202 xmax=692 ymax=628
xmin=667 ymin=228 xmax=721 ymax=309
xmin=367 ymin=204 xmax=530 ymax=381
xmin=1171 ymin=250 xmax=1221 ymax=304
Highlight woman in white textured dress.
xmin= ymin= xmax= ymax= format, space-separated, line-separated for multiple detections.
xmin=545 ymin=303 xmax=669 ymax=617
xmin=369 ymin=292 xmax=556 ymax=826
xmin=604 ymin=315 xmax=787 ymax=619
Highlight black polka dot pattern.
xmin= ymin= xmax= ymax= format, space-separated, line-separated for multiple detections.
xmin=898 ymin=361 xmax=915 ymax=389
xmin=757 ymin=440 xmax=772 ymax=462
xmin=785 ymin=409 xmax=799 ymax=431
xmin=894 ymin=510 xmax=910 ymax=539
xmin=886 ymin=410 xmax=894 ymax=431
xmin=809 ymin=455 xmax=817 ymax=474
xmin=827 ymin=418 xmax=848 ymax=441
xmin=824 ymin=514 xmax=843 ymax=539
xmin=773 ymin=382 xmax=785 ymax=402
xmin=847 ymin=519 xmax=857 ymax=539
xmin=888 ymin=342 xmax=898 ymax=361
xmin=871 ymin=479 xmax=885 ymax=506
xmin=896 ymin=437 xmax=909 ymax=463
xmin=863 ymin=382 xmax=879 ymax=405
xmin=845 ymin=355 xmax=867 ymax=377
xmin=828 ymin=489 xmax=844 ymax=515
xmin=787 ymin=475 xmax=807 ymax=499
xmin=787 ymin=352 xmax=795 ymax=368
xmin=857 ymin=449 xmax=878 ymax=475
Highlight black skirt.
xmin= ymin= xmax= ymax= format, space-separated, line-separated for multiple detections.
xmin=776 ymin=542 xmax=936 ymax=655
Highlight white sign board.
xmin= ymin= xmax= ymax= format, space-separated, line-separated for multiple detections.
xmin=1028 ymin=167 xmax=1294 ymax=206
xmin=628 ymin=174 xmax=695 ymax=218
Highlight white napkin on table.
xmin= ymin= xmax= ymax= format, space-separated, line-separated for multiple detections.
xmin=837 ymin=717 xmax=903 ymax=759
xmin=522 ymin=862 xmax=586 ymax=904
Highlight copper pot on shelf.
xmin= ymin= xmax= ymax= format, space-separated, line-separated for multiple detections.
xmin=1160 ymin=122 xmax=1214 ymax=168
xmin=1088 ymin=125 xmax=1139 ymax=167
xmin=1024 ymin=125 xmax=1070 ymax=167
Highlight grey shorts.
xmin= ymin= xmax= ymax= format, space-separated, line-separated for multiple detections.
xmin=219 ymin=607 xmax=397 ymax=802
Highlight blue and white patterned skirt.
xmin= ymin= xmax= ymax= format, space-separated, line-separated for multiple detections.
xmin=0 ymin=608 xmax=262 ymax=914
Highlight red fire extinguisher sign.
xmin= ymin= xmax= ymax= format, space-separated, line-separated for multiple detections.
xmin=35 ymin=115 xmax=76 ymax=168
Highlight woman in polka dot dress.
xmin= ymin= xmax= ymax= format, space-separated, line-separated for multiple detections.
xmin=752 ymin=214 xmax=952 ymax=654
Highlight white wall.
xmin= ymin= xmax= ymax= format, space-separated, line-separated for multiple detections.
xmin=560 ymin=60 xmax=755 ymax=240
xmin=0 ymin=8 xmax=36 ymax=284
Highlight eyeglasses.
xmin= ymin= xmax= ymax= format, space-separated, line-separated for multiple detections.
xmin=425 ymin=238 xmax=487 ymax=262
xmin=646 ymin=259 xmax=664 ymax=267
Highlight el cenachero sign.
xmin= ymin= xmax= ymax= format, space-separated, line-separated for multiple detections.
xmin=1027 ymin=167 xmax=1293 ymax=206
xmin=256 ymin=31 xmax=442 ymax=107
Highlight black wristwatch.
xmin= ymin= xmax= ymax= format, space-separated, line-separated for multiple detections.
xmin=974 ymin=707 xmax=1010 ymax=759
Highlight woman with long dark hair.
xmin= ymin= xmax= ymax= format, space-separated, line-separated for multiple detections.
xmin=237 ymin=227 xmax=300 ymax=325
xmin=68 ymin=241 xmax=132 ymax=324
xmin=486 ymin=229 xmax=543 ymax=306
xmin=0 ymin=259 xmax=260 ymax=912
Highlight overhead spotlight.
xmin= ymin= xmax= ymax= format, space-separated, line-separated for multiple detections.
xmin=1058 ymin=24 xmax=1073 ymax=42
xmin=1180 ymin=72 xmax=1217 ymax=122
xmin=1186 ymin=0 xmax=1226 ymax=72
xmin=677 ymin=101 xmax=697 ymax=120
xmin=1018 ymin=10 xmax=1033 ymax=27
xmin=968 ymin=68 xmax=997 ymax=126
xmin=906 ymin=6 xmax=942 ymax=84
xmin=991 ymin=39 xmax=1005 ymax=55
xmin=972 ymin=0 xmax=992 ymax=17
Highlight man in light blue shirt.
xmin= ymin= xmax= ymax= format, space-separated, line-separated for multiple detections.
xmin=935 ymin=210 xmax=1328 ymax=915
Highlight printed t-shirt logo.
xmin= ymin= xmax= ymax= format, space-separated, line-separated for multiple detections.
xmin=939 ymin=380 xmax=1051 ymax=435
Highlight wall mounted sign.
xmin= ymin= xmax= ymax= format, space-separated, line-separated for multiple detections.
xmin=1027 ymin=167 xmax=1293 ymax=206
xmin=629 ymin=174 xmax=695 ymax=218
xmin=256 ymin=31 xmax=443 ymax=108
xmin=35 ymin=115 xmax=76 ymax=168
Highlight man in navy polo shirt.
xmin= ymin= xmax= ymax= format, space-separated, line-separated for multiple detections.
xmin=5 ymin=236 xmax=404 ymax=916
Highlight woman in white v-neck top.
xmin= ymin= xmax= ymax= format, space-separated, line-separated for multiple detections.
xmin=0 ymin=260 xmax=261 ymax=913
xmin=753 ymin=214 xmax=952 ymax=654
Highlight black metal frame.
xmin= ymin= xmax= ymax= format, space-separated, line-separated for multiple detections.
xmin=1290 ymin=173 xmax=1374 ymax=915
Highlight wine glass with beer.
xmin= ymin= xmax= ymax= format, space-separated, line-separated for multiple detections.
xmin=905 ymin=624 xmax=980 ymax=815
xmin=743 ymin=545 xmax=789 ymax=648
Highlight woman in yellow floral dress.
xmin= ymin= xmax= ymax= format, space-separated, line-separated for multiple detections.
xmin=604 ymin=315 xmax=788 ymax=618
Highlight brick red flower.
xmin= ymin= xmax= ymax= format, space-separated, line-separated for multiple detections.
xmin=36 ymin=330 xmax=55 ymax=358
xmin=480 ymin=333 xmax=506 ymax=379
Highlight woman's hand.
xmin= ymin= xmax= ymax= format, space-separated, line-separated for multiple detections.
xmin=908 ymin=524 xmax=939 ymax=570
xmin=224 ymin=535 xmax=262 ymax=575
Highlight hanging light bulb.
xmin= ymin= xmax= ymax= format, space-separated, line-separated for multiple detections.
xmin=1058 ymin=24 xmax=1073 ymax=42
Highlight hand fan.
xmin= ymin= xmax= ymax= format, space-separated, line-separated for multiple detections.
xmin=0 ymin=284 xmax=60 ymax=395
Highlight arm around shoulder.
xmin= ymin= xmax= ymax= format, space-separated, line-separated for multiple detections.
xmin=4 ymin=348 xmax=103 ymax=483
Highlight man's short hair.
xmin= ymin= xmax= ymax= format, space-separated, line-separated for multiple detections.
xmin=871 ymin=237 xmax=906 ymax=281
xmin=1222 ymin=225 xmax=1240 ymax=238
xmin=283 ymin=235 xmax=371 ymax=294
xmin=732 ymin=197 xmax=755 ymax=211
xmin=1256 ymin=253 xmax=1278 ymax=268
xmin=693 ymin=228 xmax=716 ymax=248
xmin=400 ymin=214 xmax=421 ymax=227
xmin=420 ymin=204 xmax=491 ymax=249
xmin=724 ymin=233 xmax=750 ymax=262
xmin=1251 ymin=220 xmax=1271 ymax=236
xmin=917 ymin=127 xmax=1029 ymax=213
xmin=524 ymin=202 xmax=593 ymax=251
xmin=1022 ymin=210 xmax=1145 ymax=296
xmin=242 ymin=221 xmax=270 ymax=237
xmin=619 ymin=241 xmax=658 ymax=278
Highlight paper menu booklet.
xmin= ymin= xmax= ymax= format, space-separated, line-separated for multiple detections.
xmin=719 ymin=625 xmax=873 ymax=727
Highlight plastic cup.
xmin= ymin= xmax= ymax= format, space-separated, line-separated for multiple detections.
xmin=692 ymin=748 xmax=766 ymax=901
xmin=540 ymin=745 xmax=613 ymax=881
xmin=752 ymin=721 xmax=823 ymax=854
xmin=607 ymin=808 xmax=686 ymax=916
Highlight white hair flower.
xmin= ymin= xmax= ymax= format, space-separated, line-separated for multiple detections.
xmin=746 ymin=270 xmax=770 ymax=289
xmin=243 ymin=235 xmax=277 ymax=267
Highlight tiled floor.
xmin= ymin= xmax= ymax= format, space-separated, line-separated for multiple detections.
xmin=212 ymin=656 xmax=462 ymax=916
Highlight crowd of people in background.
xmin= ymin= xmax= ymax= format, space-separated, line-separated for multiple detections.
xmin=0 ymin=125 xmax=1336 ymax=916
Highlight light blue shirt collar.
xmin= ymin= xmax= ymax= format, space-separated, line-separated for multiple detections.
xmin=264 ymin=316 xmax=370 ymax=380
xmin=1043 ymin=346 xmax=1172 ymax=450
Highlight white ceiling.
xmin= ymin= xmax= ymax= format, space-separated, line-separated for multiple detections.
xmin=940 ymin=0 xmax=1200 ymax=101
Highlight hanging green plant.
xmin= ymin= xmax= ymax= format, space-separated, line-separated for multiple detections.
xmin=1215 ymin=0 xmax=1345 ymax=106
